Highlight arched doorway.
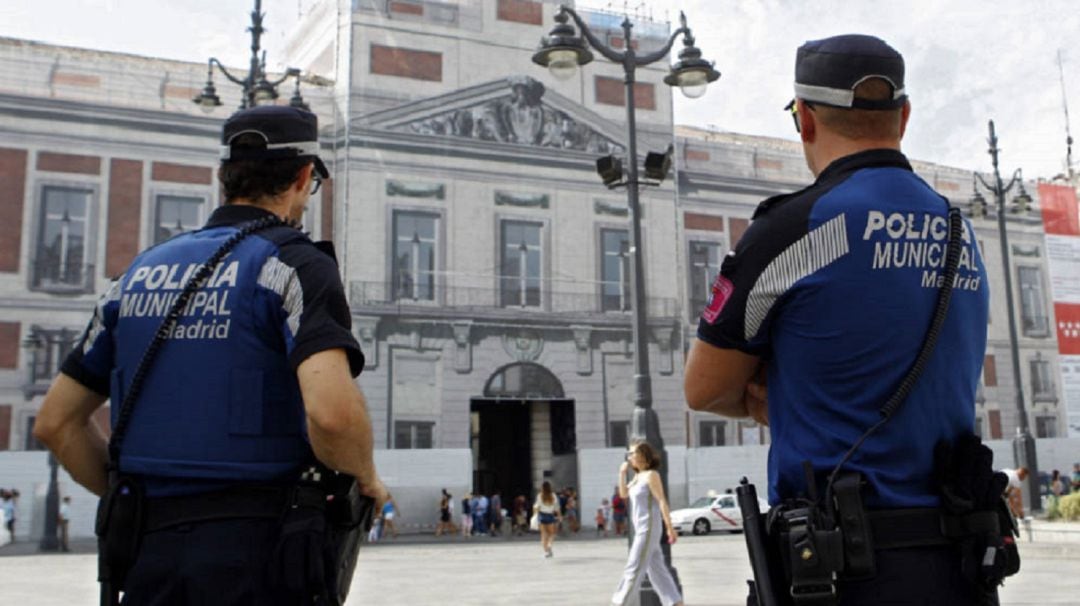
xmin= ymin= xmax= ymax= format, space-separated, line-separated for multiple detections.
xmin=471 ymin=363 xmax=576 ymax=509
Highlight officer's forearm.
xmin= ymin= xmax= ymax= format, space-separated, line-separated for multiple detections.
xmin=34 ymin=374 xmax=109 ymax=496
xmin=53 ymin=422 xmax=109 ymax=496
xmin=306 ymin=394 xmax=377 ymax=486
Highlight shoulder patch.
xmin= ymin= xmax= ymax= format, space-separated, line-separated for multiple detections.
xmin=701 ymin=273 xmax=735 ymax=324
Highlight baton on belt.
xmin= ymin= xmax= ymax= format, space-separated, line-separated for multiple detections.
xmin=737 ymin=477 xmax=781 ymax=606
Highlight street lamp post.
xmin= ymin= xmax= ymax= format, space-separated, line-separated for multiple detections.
xmin=192 ymin=0 xmax=308 ymax=113
xmin=534 ymin=7 xmax=719 ymax=604
xmin=38 ymin=453 xmax=60 ymax=551
xmin=970 ymin=119 xmax=1041 ymax=515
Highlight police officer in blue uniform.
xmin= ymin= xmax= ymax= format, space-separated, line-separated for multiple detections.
xmin=685 ymin=35 xmax=995 ymax=604
xmin=34 ymin=105 xmax=388 ymax=605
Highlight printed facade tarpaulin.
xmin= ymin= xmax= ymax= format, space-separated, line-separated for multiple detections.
xmin=1039 ymin=183 xmax=1080 ymax=436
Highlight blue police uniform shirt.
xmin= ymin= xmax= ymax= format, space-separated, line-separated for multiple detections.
xmin=697 ymin=149 xmax=989 ymax=509
xmin=62 ymin=205 xmax=364 ymax=497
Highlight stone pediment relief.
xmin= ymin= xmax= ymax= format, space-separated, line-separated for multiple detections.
xmin=383 ymin=76 xmax=625 ymax=155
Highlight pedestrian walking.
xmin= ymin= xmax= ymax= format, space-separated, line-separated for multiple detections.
xmin=461 ymin=493 xmax=473 ymax=537
xmin=489 ymin=490 xmax=503 ymax=536
xmin=1003 ymin=466 xmax=1029 ymax=519
xmin=436 ymin=492 xmax=454 ymax=537
xmin=381 ymin=496 xmax=399 ymax=539
xmin=610 ymin=441 xmax=683 ymax=606
xmin=512 ymin=494 xmax=528 ymax=536
xmin=1 ymin=489 xmax=14 ymax=543
xmin=59 ymin=496 xmax=72 ymax=552
xmin=533 ymin=481 xmax=562 ymax=558
xmin=611 ymin=488 xmax=627 ymax=536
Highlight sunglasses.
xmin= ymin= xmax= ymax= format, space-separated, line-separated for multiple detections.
xmin=309 ymin=171 xmax=323 ymax=196
xmin=784 ymin=98 xmax=815 ymax=133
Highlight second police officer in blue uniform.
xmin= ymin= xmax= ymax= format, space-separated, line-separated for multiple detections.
xmin=34 ymin=105 xmax=388 ymax=605
xmin=685 ymin=35 xmax=1012 ymax=605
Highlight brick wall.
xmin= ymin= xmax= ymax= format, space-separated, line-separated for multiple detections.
xmin=388 ymin=0 xmax=423 ymax=16
xmin=106 ymin=159 xmax=143 ymax=276
xmin=151 ymin=162 xmax=212 ymax=185
xmin=684 ymin=212 xmax=724 ymax=232
xmin=496 ymin=0 xmax=542 ymax=25
xmin=0 ymin=322 xmax=19 ymax=369
xmin=371 ymin=45 xmax=442 ymax=82
xmin=685 ymin=148 xmax=710 ymax=162
xmin=321 ymin=177 xmax=334 ymax=243
xmin=730 ymin=218 xmax=749 ymax=247
xmin=594 ymin=77 xmax=656 ymax=110
xmin=0 ymin=405 xmax=10 ymax=450
xmin=984 ymin=355 xmax=997 ymax=386
xmin=0 ymin=148 xmax=27 ymax=272
xmin=754 ymin=156 xmax=783 ymax=171
xmin=988 ymin=410 xmax=1002 ymax=439
xmin=37 ymin=152 xmax=101 ymax=175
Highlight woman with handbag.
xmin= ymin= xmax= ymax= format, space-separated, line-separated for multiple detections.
xmin=611 ymin=441 xmax=683 ymax=606
xmin=532 ymin=481 xmax=562 ymax=558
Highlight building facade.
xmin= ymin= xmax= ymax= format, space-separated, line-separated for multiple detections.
xmin=0 ymin=0 xmax=1068 ymax=505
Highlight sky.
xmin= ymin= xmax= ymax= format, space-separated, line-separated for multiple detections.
xmin=1 ymin=0 xmax=1077 ymax=180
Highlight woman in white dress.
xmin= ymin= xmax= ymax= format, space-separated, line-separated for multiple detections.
xmin=611 ymin=441 xmax=683 ymax=606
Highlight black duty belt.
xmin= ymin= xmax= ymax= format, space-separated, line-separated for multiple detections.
xmin=143 ymin=484 xmax=322 ymax=533
xmin=867 ymin=507 xmax=1000 ymax=550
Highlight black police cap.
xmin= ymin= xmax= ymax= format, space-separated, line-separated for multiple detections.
xmin=794 ymin=34 xmax=907 ymax=110
xmin=220 ymin=105 xmax=329 ymax=178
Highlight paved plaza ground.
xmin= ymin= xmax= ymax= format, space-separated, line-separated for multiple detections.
xmin=2 ymin=532 xmax=1079 ymax=604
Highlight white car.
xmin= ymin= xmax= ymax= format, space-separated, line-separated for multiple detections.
xmin=671 ymin=493 xmax=770 ymax=536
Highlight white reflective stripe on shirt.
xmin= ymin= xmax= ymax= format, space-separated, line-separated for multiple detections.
xmin=744 ymin=213 xmax=849 ymax=341
xmin=257 ymin=256 xmax=304 ymax=339
xmin=83 ymin=277 xmax=124 ymax=354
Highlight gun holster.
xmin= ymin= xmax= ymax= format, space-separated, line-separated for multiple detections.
xmin=269 ymin=466 xmax=374 ymax=606
xmin=739 ymin=473 xmax=872 ymax=606
xmin=323 ymin=473 xmax=375 ymax=605
xmin=95 ymin=473 xmax=145 ymax=605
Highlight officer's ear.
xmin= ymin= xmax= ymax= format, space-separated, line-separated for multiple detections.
xmin=798 ymin=99 xmax=816 ymax=143
xmin=292 ymin=162 xmax=314 ymax=195
xmin=898 ymin=100 xmax=911 ymax=141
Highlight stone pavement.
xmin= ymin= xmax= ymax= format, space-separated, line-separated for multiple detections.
xmin=2 ymin=532 xmax=1079 ymax=604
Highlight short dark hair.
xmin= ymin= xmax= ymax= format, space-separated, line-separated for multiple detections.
xmin=630 ymin=440 xmax=661 ymax=470
xmin=219 ymin=133 xmax=311 ymax=204
xmin=813 ymin=78 xmax=904 ymax=140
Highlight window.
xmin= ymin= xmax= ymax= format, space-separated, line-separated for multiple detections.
xmin=600 ymin=229 xmax=630 ymax=312
xmin=1018 ymin=267 xmax=1048 ymax=337
xmin=394 ymin=421 xmax=434 ymax=449
xmin=33 ymin=186 xmax=94 ymax=292
xmin=25 ymin=415 xmax=45 ymax=451
xmin=689 ymin=240 xmax=723 ymax=316
xmin=24 ymin=326 xmax=80 ymax=396
xmin=609 ymin=420 xmax=630 ymax=448
xmin=699 ymin=420 xmax=726 ymax=446
xmin=154 ymin=195 xmax=205 ymax=244
xmin=1031 ymin=357 xmax=1055 ymax=400
xmin=392 ymin=211 xmax=439 ymax=301
xmin=500 ymin=221 xmax=542 ymax=307
xmin=1035 ymin=415 xmax=1058 ymax=439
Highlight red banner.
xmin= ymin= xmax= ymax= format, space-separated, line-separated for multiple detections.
xmin=1039 ymin=183 xmax=1080 ymax=236
xmin=1055 ymin=303 xmax=1080 ymax=355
